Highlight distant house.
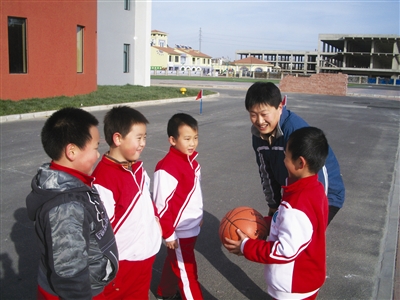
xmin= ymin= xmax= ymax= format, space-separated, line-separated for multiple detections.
xmin=232 ymin=57 xmax=274 ymax=75
xmin=150 ymin=30 xmax=212 ymax=74
xmin=150 ymin=45 xmax=182 ymax=72
xmin=98 ymin=1 xmax=151 ymax=86
xmin=151 ymin=29 xmax=168 ymax=48
xmin=1 ymin=1 xmax=97 ymax=101
xmin=210 ymin=57 xmax=231 ymax=76
xmin=175 ymin=48 xmax=212 ymax=73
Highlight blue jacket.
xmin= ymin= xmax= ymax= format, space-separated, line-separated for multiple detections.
xmin=252 ymin=106 xmax=345 ymax=210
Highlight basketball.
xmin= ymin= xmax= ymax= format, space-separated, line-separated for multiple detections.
xmin=219 ymin=206 xmax=269 ymax=246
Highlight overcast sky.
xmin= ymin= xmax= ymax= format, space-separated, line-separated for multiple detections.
xmin=151 ymin=0 xmax=399 ymax=60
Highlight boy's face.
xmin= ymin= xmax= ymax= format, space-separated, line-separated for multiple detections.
xmin=169 ymin=125 xmax=198 ymax=155
xmin=115 ymin=123 xmax=147 ymax=162
xmin=284 ymin=143 xmax=302 ymax=182
xmin=73 ymin=126 xmax=100 ymax=175
xmin=284 ymin=146 xmax=296 ymax=179
xmin=248 ymin=103 xmax=282 ymax=135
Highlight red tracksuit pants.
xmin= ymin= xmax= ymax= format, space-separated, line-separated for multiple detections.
xmin=38 ymin=256 xmax=156 ymax=300
xmin=157 ymin=236 xmax=203 ymax=300
xmin=104 ymin=255 xmax=156 ymax=300
xmin=273 ymin=291 xmax=318 ymax=300
xmin=37 ymin=286 xmax=106 ymax=300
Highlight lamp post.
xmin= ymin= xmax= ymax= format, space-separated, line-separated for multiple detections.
xmin=225 ymin=56 xmax=230 ymax=77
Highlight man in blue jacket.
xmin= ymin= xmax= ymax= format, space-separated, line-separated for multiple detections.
xmin=245 ymin=82 xmax=345 ymax=224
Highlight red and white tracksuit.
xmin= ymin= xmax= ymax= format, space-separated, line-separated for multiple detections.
xmin=153 ymin=147 xmax=203 ymax=300
xmin=241 ymin=174 xmax=328 ymax=300
xmin=93 ymin=156 xmax=162 ymax=300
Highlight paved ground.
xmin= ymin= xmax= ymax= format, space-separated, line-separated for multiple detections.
xmin=0 ymin=81 xmax=399 ymax=299
xmin=151 ymin=78 xmax=400 ymax=100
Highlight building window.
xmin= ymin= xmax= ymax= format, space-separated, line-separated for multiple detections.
xmin=159 ymin=40 xmax=165 ymax=47
xmin=124 ymin=0 xmax=130 ymax=10
xmin=169 ymin=56 xmax=172 ymax=62
xmin=77 ymin=26 xmax=84 ymax=73
xmin=8 ymin=17 xmax=27 ymax=74
xmin=175 ymin=56 xmax=179 ymax=63
xmin=123 ymin=44 xmax=130 ymax=73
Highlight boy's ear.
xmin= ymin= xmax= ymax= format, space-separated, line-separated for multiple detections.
xmin=168 ymin=136 xmax=176 ymax=146
xmin=65 ymin=143 xmax=77 ymax=161
xmin=112 ymin=133 xmax=122 ymax=146
xmin=297 ymin=156 xmax=307 ymax=170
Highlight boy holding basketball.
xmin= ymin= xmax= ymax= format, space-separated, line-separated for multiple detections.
xmin=225 ymin=127 xmax=329 ymax=300
xmin=92 ymin=106 xmax=162 ymax=299
xmin=153 ymin=113 xmax=204 ymax=300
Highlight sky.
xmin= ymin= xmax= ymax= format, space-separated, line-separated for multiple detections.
xmin=151 ymin=0 xmax=400 ymax=60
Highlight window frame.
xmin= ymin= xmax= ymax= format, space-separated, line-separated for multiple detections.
xmin=77 ymin=25 xmax=84 ymax=73
xmin=8 ymin=17 xmax=27 ymax=74
xmin=123 ymin=44 xmax=130 ymax=73
xmin=124 ymin=0 xmax=130 ymax=10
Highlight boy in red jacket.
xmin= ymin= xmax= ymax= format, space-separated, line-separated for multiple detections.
xmin=93 ymin=106 xmax=162 ymax=299
xmin=225 ymin=127 xmax=329 ymax=300
xmin=153 ymin=113 xmax=204 ymax=300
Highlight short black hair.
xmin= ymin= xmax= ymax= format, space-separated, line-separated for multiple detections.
xmin=103 ymin=106 xmax=149 ymax=146
xmin=167 ymin=113 xmax=198 ymax=139
xmin=41 ymin=107 xmax=99 ymax=160
xmin=245 ymin=82 xmax=282 ymax=110
xmin=287 ymin=127 xmax=329 ymax=174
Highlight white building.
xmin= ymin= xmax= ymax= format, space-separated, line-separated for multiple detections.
xmin=98 ymin=0 xmax=152 ymax=86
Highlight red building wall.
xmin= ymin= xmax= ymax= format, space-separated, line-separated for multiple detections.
xmin=280 ymin=73 xmax=348 ymax=96
xmin=1 ymin=0 xmax=97 ymax=101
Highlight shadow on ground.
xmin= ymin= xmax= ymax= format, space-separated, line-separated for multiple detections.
xmin=1 ymin=207 xmax=39 ymax=300
xmin=151 ymin=210 xmax=270 ymax=299
xmin=3 ymin=208 xmax=270 ymax=299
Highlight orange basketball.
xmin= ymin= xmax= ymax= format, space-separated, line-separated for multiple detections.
xmin=219 ymin=206 xmax=269 ymax=247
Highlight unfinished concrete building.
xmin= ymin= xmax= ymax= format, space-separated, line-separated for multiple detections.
xmin=236 ymin=50 xmax=318 ymax=76
xmin=236 ymin=34 xmax=400 ymax=82
xmin=317 ymin=34 xmax=399 ymax=80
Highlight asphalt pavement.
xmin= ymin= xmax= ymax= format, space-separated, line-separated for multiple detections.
xmin=0 ymin=81 xmax=399 ymax=299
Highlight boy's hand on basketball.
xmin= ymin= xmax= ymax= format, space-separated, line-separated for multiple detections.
xmin=224 ymin=229 xmax=248 ymax=256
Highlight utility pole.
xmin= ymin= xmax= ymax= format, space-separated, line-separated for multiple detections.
xmin=199 ymin=27 xmax=202 ymax=52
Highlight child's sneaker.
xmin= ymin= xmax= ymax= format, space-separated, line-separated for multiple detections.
xmin=156 ymin=291 xmax=181 ymax=300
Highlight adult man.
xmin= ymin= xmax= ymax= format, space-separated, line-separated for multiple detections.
xmin=245 ymin=82 xmax=345 ymax=224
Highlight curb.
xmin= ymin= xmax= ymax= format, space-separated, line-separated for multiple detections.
xmin=375 ymin=142 xmax=400 ymax=299
xmin=347 ymin=93 xmax=400 ymax=100
xmin=152 ymin=82 xmax=251 ymax=90
xmin=0 ymin=93 xmax=219 ymax=124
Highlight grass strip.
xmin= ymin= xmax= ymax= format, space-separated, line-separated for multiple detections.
xmin=0 ymin=85 xmax=214 ymax=116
